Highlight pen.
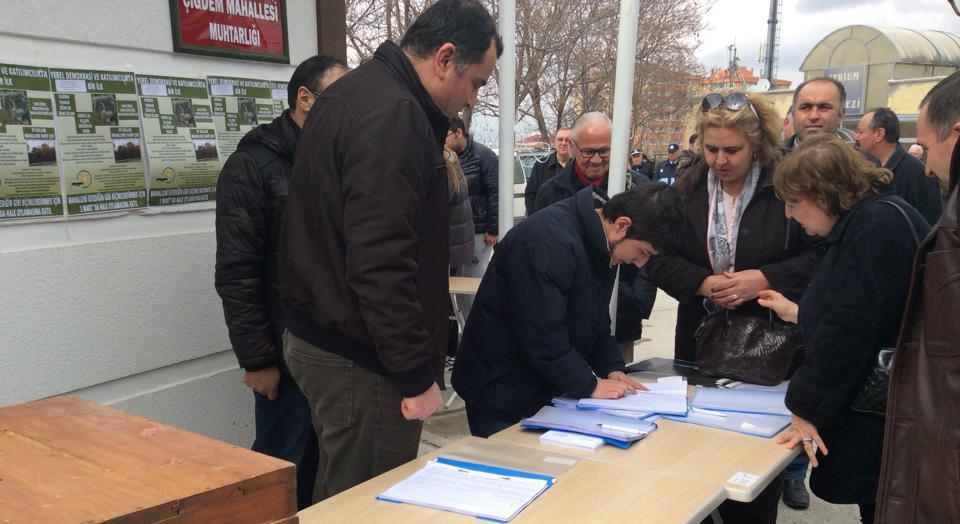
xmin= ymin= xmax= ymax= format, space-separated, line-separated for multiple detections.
xmin=597 ymin=423 xmax=642 ymax=434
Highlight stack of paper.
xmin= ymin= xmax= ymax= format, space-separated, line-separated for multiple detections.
xmin=539 ymin=430 xmax=605 ymax=451
xmin=551 ymin=396 xmax=654 ymax=420
xmin=577 ymin=379 xmax=688 ymax=415
xmin=521 ymin=405 xmax=657 ymax=447
xmin=377 ymin=457 xmax=555 ymax=522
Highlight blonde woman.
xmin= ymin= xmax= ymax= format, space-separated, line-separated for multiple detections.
xmin=645 ymin=91 xmax=819 ymax=524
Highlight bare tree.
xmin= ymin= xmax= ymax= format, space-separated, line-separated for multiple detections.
xmin=343 ymin=0 xmax=710 ymax=143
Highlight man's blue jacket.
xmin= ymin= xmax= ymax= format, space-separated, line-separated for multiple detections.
xmin=451 ymin=187 xmax=626 ymax=421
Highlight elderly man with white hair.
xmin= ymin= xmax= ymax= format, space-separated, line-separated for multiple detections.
xmin=532 ymin=112 xmax=615 ymax=211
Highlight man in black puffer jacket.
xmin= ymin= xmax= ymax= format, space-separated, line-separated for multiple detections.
xmin=214 ymin=55 xmax=346 ymax=510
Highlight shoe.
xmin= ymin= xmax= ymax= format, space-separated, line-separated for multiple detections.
xmin=782 ymin=478 xmax=810 ymax=509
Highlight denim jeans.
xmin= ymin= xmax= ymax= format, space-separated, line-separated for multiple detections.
xmin=284 ymin=330 xmax=423 ymax=502
xmin=784 ymin=452 xmax=810 ymax=481
xmin=454 ymin=234 xmax=494 ymax=318
xmin=252 ymin=372 xmax=318 ymax=510
xmin=465 ymin=403 xmax=516 ymax=438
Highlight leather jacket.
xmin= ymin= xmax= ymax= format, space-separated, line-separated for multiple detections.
xmin=876 ymin=140 xmax=960 ymax=523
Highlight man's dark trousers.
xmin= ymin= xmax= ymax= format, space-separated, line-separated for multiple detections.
xmin=283 ymin=330 xmax=423 ymax=502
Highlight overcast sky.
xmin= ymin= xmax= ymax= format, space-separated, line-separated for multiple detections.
xmin=696 ymin=0 xmax=960 ymax=86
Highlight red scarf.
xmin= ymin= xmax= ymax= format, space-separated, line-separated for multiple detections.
xmin=574 ymin=162 xmax=604 ymax=187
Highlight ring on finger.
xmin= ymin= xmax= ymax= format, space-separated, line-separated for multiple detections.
xmin=801 ymin=438 xmax=813 ymax=446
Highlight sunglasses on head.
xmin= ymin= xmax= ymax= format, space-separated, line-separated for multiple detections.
xmin=701 ymin=92 xmax=759 ymax=119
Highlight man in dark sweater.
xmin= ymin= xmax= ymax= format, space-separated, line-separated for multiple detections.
xmin=452 ymin=184 xmax=684 ymax=436
xmin=279 ymin=0 xmax=501 ymax=501
xmin=214 ymin=55 xmax=346 ymax=509
xmin=854 ymin=107 xmax=943 ymax=225
xmin=524 ymin=128 xmax=571 ymax=216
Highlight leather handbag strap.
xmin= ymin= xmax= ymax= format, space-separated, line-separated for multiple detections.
xmin=878 ymin=200 xmax=920 ymax=248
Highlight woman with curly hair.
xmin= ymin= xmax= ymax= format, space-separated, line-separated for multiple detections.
xmin=759 ymin=134 xmax=930 ymax=523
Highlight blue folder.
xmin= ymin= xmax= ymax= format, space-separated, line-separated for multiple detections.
xmin=691 ymin=387 xmax=790 ymax=416
xmin=662 ymin=410 xmax=792 ymax=438
xmin=520 ymin=405 xmax=657 ymax=448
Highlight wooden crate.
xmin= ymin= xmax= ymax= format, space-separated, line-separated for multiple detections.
xmin=0 ymin=396 xmax=297 ymax=523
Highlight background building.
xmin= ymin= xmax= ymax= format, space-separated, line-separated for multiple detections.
xmin=0 ymin=0 xmax=324 ymax=447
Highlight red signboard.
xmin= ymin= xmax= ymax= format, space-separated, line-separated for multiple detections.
xmin=170 ymin=0 xmax=289 ymax=63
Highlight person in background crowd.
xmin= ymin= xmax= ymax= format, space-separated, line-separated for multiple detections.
xmin=629 ymin=148 xmax=653 ymax=179
xmin=525 ymin=128 xmax=571 ymax=216
xmin=214 ymin=55 xmax=346 ymax=510
xmin=279 ymin=0 xmax=501 ymax=501
xmin=760 ymin=134 xmax=929 ymax=524
xmin=452 ymin=184 xmax=684 ymax=437
xmin=654 ymin=143 xmax=681 ymax=184
xmin=782 ymin=112 xmax=795 ymax=145
xmin=907 ymin=143 xmax=924 ymax=159
xmin=876 ymin=70 xmax=960 ymax=524
xmin=679 ymin=133 xmax=699 ymax=164
xmin=447 ymin=116 xmax=499 ymax=287
xmin=788 ymin=77 xmax=846 ymax=148
xmin=646 ymin=91 xmax=818 ymax=524
xmin=445 ymin=145 xmax=474 ymax=360
xmin=854 ymin=107 xmax=942 ymax=225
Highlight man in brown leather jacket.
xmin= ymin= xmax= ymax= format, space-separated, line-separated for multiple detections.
xmin=876 ymin=70 xmax=960 ymax=523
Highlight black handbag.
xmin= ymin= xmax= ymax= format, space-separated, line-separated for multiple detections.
xmin=850 ymin=200 xmax=920 ymax=416
xmin=850 ymin=348 xmax=894 ymax=415
xmin=694 ymin=308 xmax=803 ymax=386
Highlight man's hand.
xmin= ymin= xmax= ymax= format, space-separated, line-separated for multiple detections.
xmin=484 ymin=233 xmax=499 ymax=246
xmin=401 ymin=382 xmax=443 ymax=421
xmin=243 ymin=366 xmax=281 ymax=400
xmin=591 ymin=378 xmax=635 ymax=399
xmin=607 ymin=371 xmax=648 ymax=393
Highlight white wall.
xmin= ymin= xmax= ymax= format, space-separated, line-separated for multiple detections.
xmin=0 ymin=0 xmax=319 ymax=446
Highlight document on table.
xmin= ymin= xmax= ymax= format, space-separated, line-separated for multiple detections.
xmin=522 ymin=405 xmax=657 ymax=446
xmin=377 ymin=457 xmax=555 ymax=522
xmin=551 ymin=397 xmax=654 ymax=420
xmin=691 ymin=387 xmax=790 ymax=416
xmin=663 ymin=410 xmax=792 ymax=438
xmin=577 ymin=379 xmax=688 ymax=415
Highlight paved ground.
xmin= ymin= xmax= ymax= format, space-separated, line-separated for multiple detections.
xmin=422 ymin=290 xmax=863 ymax=523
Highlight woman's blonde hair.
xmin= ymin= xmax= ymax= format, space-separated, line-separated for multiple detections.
xmin=696 ymin=91 xmax=782 ymax=166
xmin=773 ymin=133 xmax=892 ymax=216
xmin=444 ymin=146 xmax=463 ymax=193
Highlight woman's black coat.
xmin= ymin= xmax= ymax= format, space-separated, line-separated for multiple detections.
xmin=787 ymin=192 xmax=929 ymax=504
xmin=645 ymin=159 xmax=819 ymax=362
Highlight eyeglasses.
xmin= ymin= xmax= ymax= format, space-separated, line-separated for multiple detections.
xmin=701 ymin=92 xmax=758 ymax=118
xmin=574 ymin=144 xmax=611 ymax=159
xmin=555 ymin=137 xmax=571 ymax=144
xmin=306 ymin=87 xmax=323 ymax=98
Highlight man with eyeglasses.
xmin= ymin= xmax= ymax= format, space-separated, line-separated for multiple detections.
xmin=533 ymin=113 xmax=615 ymax=212
xmin=214 ymin=54 xmax=347 ymax=510
xmin=654 ymin=143 xmax=682 ymax=185
xmin=524 ymin=127 xmax=572 ymax=216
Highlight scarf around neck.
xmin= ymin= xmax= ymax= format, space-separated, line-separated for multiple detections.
xmin=706 ymin=161 xmax=762 ymax=274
